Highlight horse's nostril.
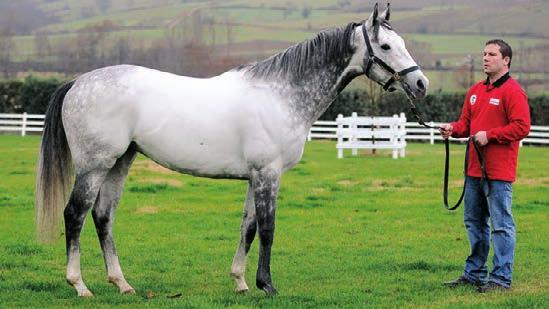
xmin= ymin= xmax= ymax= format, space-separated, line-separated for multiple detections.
xmin=417 ymin=79 xmax=425 ymax=90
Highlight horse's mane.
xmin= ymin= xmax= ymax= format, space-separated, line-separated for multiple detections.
xmin=237 ymin=22 xmax=362 ymax=83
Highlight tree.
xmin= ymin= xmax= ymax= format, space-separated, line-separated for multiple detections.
xmin=0 ymin=28 xmax=16 ymax=78
xmin=113 ymin=37 xmax=131 ymax=64
xmin=362 ymin=77 xmax=384 ymax=115
xmin=453 ymin=55 xmax=475 ymax=90
xmin=204 ymin=16 xmax=216 ymax=46
xmin=34 ymin=31 xmax=52 ymax=58
xmin=301 ymin=6 xmax=312 ymax=19
xmin=55 ymin=40 xmax=77 ymax=76
xmin=225 ymin=17 xmax=234 ymax=47
xmin=0 ymin=1 xmax=56 ymax=35
xmin=96 ymin=0 xmax=112 ymax=13
xmin=283 ymin=2 xmax=297 ymax=19
xmin=73 ymin=21 xmax=115 ymax=72
xmin=338 ymin=0 xmax=351 ymax=9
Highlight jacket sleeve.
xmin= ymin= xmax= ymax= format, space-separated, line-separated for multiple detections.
xmin=450 ymin=91 xmax=472 ymax=138
xmin=487 ymin=87 xmax=531 ymax=143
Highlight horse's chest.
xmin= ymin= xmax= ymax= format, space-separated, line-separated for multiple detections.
xmin=279 ymin=130 xmax=307 ymax=171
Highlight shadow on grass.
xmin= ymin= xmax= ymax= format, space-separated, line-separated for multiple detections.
xmin=128 ymin=183 xmax=177 ymax=193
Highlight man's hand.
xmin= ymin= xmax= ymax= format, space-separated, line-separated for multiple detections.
xmin=474 ymin=131 xmax=488 ymax=146
xmin=439 ymin=124 xmax=453 ymax=139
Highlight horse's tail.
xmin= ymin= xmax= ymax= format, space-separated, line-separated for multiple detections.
xmin=36 ymin=80 xmax=75 ymax=243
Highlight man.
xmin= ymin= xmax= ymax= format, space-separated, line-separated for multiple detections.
xmin=440 ymin=39 xmax=530 ymax=293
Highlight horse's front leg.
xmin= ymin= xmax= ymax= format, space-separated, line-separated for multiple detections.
xmin=250 ymin=168 xmax=280 ymax=296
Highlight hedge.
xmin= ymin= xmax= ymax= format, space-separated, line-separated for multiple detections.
xmin=324 ymin=89 xmax=548 ymax=124
xmin=0 ymin=76 xmax=60 ymax=114
xmin=1 ymin=77 xmax=547 ymax=124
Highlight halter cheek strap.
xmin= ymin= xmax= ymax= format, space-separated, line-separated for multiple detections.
xmin=361 ymin=23 xmax=420 ymax=91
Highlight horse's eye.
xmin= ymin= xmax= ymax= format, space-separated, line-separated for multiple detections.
xmin=381 ymin=44 xmax=391 ymax=50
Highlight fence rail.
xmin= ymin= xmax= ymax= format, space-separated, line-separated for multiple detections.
xmin=309 ymin=118 xmax=549 ymax=146
xmin=1 ymin=113 xmax=548 ymax=145
xmin=336 ymin=113 xmax=407 ymax=159
xmin=0 ymin=113 xmax=45 ymax=136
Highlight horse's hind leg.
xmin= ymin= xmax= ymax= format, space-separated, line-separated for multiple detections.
xmin=231 ymin=182 xmax=257 ymax=293
xmin=65 ymin=167 xmax=112 ymax=297
xmin=251 ymin=168 xmax=280 ymax=296
xmin=92 ymin=148 xmax=136 ymax=294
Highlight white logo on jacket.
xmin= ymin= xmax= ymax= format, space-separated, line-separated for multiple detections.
xmin=489 ymin=98 xmax=500 ymax=105
xmin=470 ymin=94 xmax=477 ymax=105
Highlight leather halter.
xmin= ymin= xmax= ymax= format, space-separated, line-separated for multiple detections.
xmin=361 ymin=23 xmax=420 ymax=91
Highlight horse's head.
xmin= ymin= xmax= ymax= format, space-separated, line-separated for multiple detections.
xmin=353 ymin=3 xmax=429 ymax=99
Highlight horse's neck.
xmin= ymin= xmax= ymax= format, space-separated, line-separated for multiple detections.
xmin=282 ymin=64 xmax=360 ymax=126
xmin=244 ymin=22 xmax=361 ymax=126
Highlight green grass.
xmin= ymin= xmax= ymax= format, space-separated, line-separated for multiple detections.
xmin=0 ymin=135 xmax=547 ymax=308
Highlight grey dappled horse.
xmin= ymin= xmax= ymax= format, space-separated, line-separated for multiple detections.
xmin=36 ymin=4 xmax=428 ymax=297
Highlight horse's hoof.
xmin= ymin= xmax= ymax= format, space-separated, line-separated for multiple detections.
xmin=262 ymin=285 xmax=278 ymax=296
xmin=122 ymin=288 xmax=136 ymax=295
xmin=235 ymin=287 xmax=249 ymax=294
xmin=78 ymin=289 xmax=94 ymax=297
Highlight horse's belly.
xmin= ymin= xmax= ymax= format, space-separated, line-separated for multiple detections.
xmin=134 ymin=119 xmax=251 ymax=178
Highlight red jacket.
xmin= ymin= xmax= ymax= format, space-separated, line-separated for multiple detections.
xmin=451 ymin=73 xmax=530 ymax=182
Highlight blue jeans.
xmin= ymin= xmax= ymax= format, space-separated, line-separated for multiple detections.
xmin=462 ymin=176 xmax=515 ymax=288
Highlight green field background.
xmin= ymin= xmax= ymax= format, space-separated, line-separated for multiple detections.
xmin=0 ymin=135 xmax=547 ymax=308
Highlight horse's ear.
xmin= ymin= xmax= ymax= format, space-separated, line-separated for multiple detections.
xmin=366 ymin=3 xmax=379 ymax=28
xmin=380 ymin=3 xmax=390 ymax=21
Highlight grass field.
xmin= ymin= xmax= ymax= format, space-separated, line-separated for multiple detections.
xmin=0 ymin=135 xmax=547 ymax=308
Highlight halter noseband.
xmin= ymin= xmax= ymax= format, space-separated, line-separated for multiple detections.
xmin=361 ymin=23 xmax=420 ymax=91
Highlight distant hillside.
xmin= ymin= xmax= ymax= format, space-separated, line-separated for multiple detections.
xmin=14 ymin=1 xmax=544 ymax=37
xmin=0 ymin=0 xmax=547 ymax=92
xmin=0 ymin=1 xmax=56 ymax=34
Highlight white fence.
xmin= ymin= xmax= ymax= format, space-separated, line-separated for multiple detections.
xmin=1 ymin=113 xmax=548 ymax=146
xmin=309 ymin=116 xmax=549 ymax=146
xmin=0 ymin=113 xmax=45 ymax=136
xmin=336 ymin=112 xmax=406 ymax=159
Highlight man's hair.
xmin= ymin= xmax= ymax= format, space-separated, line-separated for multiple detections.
xmin=486 ymin=39 xmax=512 ymax=68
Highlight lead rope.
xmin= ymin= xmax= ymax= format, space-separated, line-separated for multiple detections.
xmin=407 ymin=98 xmax=490 ymax=210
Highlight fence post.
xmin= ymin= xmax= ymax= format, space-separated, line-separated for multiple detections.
xmin=337 ymin=114 xmax=343 ymax=159
xmin=429 ymin=121 xmax=435 ymax=144
xmin=351 ymin=112 xmax=358 ymax=156
xmin=391 ymin=114 xmax=398 ymax=159
xmin=21 ymin=112 xmax=28 ymax=137
xmin=400 ymin=112 xmax=406 ymax=158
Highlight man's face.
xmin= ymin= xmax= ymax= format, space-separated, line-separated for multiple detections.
xmin=483 ymin=44 xmax=509 ymax=75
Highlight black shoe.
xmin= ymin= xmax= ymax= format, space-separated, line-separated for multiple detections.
xmin=477 ymin=281 xmax=510 ymax=293
xmin=443 ymin=275 xmax=479 ymax=287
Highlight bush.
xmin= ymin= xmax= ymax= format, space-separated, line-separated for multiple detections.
xmin=0 ymin=80 xmax=23 ymax=113
xmin=322 ymin=89 xmax=547 ymax=125
xmin=321 ymin=91 xmax=368 ymax=120
xmin=0 ymin=77 xmax=547 ymax=125
xmin=530 ymin=95 xmax=549 ymax=125
xmin=19 ymin=76 xmax=62 ymax=114
xmin=0 ymin=77 xmax=63 ymax=114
